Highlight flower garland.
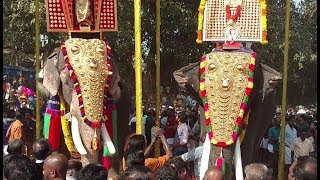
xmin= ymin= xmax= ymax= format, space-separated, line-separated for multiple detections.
xmin=199 ymin=52 xmax=256 ymax=147
xmin=260 ymin=0 xmax=268 ymax=44
xmin=60 ymin=94 xmax=78 ymax=153
xmin=196 ymin=0 xmax=207 ymax=44
xmin=61 ymin=41 xmax=113 ymax=129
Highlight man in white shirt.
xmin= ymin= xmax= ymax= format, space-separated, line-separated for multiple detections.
xmin=284 ymin=115 xmax=297 ymax=177
xmin=291 ymin=130 xmax=314 ymax=161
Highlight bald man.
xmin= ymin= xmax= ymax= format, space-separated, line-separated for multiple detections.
xmin=203 ymin=167 xmax=223 ymax=180
xmin=43 ymin=153 xmax=68 ymax=180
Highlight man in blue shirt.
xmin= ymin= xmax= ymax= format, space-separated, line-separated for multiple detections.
xmin=268 ymin=116 xmax=281 ymax=178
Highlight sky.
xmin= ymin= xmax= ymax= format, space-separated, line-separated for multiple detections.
xmin=293 ymin=0 xmax=303 ymax=5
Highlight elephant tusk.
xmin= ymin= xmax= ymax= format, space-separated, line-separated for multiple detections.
xmin=199 ymin=133 xmax=211 ymax=180
xmin=234 ymin=138 xmax=244 ymax=180
xmin=101 ymin=124 xmax=116 ymax=155
xmin=71 ymin=116 xmax=87 ymax=155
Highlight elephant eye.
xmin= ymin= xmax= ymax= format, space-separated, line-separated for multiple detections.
xmin=208 ymin=63 xmax=217 ymax=71
xmin=236 ymin=64 xmax=245 ymax=72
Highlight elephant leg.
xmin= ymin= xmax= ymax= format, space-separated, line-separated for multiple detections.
xmin=208 ymin=144 xmax=235 ymax=180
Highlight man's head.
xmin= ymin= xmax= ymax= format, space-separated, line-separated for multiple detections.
xmin=274 ymin=116 xmax=281 ymax=127
xmin=289 ymin=156 xmax=317 ymax=180
xmin=167 ymin=157 xmax=191 ymax=180
xmin=66 ymin=159 xmax=82 ymax=179
xmin=43 ymin=153 xmax=68 ymax=180
xmin=74 ymin=163 xmax=107 ymax=180
xmin=203 ymin=167 xmax=223 ymax=180
xmin=286 ymin=115 xmax=295 ymax=127
xmin=127 ymin=134 xmax=147 ymax=151
xmin=299 ymin=130 xmax=308 ymax=141
xmin=32 ymin=138 xmax=52 ymax=160
xmin=244 ymin=163 xmax=268 ymax=180
xmin=176 ymin=112 xmax=187 ymax=124
xmin=7 ymin=139 xmax=25 ymax=154
xmin=119 ymin=165 xmax=155 ymax=180
xmin=7 ymin=109 xmax=16 ymax=117
xmin=187 ymin=135 xmax=197 ymax=150
xmin=125 ymin=149 xmax=145 ymax=168
xmin=157 ymin=164 xmax=178 ymax=180
xmin=4 ymin=153 xmax=38 ymax=180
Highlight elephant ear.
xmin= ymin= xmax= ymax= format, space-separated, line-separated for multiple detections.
xmin=43 ymin=52 xmax=61 ymax=97
xmin=173 ymin=62 xmax=200 ymax=92
xmin=108 ymin=57 xmax=121 ymax=101
xmin=173 ymin=62 xmax=203 ymax=106
xmin=54 ymin=50 xmax=74 ymax=105
xmin=261 ymin=63 xmax=283 ymax=101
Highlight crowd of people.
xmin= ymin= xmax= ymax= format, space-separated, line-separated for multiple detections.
xmin=3 ymin=100 xmax=318 ymax=180
xmin=258 ymin=105 xmax=317 ymax=179
xmin=2 ymin=73 xmax=318 ymax=180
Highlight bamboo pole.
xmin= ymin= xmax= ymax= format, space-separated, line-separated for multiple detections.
xmin=278 ymin=0 xmax=291 ymax=178
xmin=155 ymin=0 xmax=161 ymax=158
xmin=35 ymin=0 xmax=41 ymax=140
xmin=134 ymin=0 xmax=143 ymax=134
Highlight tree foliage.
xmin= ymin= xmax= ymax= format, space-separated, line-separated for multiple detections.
xmin=3 ymin=0 xmax=317 ymax=105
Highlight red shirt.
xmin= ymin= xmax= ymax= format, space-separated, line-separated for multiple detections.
xmin=164 ymin=115 xmax=176 ymax=138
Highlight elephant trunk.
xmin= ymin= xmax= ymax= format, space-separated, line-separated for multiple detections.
xmin=71 ymin=90 xmax=99 ymax=165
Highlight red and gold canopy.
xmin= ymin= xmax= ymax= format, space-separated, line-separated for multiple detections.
xmin=45 ymin=0 xmax=118 ymax=32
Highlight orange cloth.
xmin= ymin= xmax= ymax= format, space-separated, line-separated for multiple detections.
xmin=7 ymin=120 xmax=24 ymax=142
xmin=145 ymin=155 xmax=170 ymax=172
xmin=122 ymin=155 xmax=170 ymax=172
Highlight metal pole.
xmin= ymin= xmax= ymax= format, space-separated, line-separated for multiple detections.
xmin=278 ymin=0 xmax=291 ymax=178
xmin=155 ymin=0 xmax=161 ymax=158
xmin=35 ymin=0 xmax=41 ymax=140
xmin=134 ymin=0 xmax=143 ymax=134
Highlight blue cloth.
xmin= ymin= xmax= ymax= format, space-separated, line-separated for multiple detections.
xmin=268 ymin=126 xmax=281 ymax=151
xmin=3 ymin=122 xmax=11 ymax=145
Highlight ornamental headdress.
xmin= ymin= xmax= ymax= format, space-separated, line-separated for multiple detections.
xmin=196 ymin=0 xmax=268 ymax=179
xmin=45 ymin=0 xmax=117 ymax=33
xmin=197 ymin=0 xmax=267 ymax=44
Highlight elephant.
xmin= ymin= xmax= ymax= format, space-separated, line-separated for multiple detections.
xmin=37 ymin=38 xmax=125 ymax=165
xmin=173 ymin=46 xmax=282 ymax=179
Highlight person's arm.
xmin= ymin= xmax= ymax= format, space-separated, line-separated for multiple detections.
xmin=153 ymin=126 xmax=173 ymax=157
xmin=144 ymin=138 xmax=156 ymax=157
xmin=159 ymin=132 xmax=173 ymax=157
xmin=180 ymin=146 xmax=203 ymax=162
xmin=309 ymin=140 xmax=315 ymax=153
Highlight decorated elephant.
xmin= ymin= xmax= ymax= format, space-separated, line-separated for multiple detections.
xmin=37 ymin=38 xmax=121 ymax=164
xmin=38 ymin=0 xmax=127 ymax=166
xmin=173 ymin=46 xmax=282 ymax=179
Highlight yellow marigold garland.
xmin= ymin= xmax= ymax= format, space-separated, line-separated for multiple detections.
xmin=196 ymin=0 xmax=207 ymax=44
xmin=60 ymin=94 xmax=77 ymax=153
xmin=260 ymin=0 xmax=268 ymax=44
